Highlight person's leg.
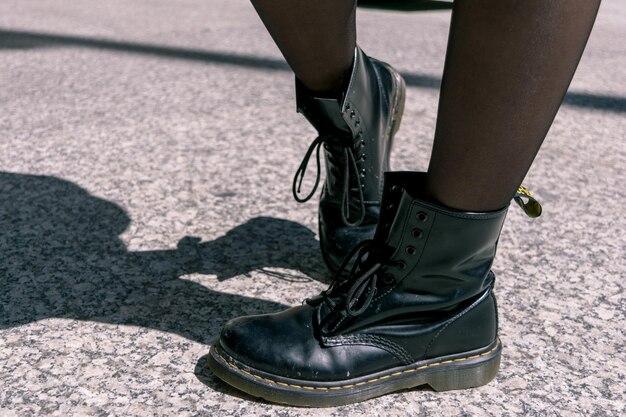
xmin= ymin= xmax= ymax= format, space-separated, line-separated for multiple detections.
xmin=250 ymin=0 xmax=357 ymax=94
xmin=251 ymin=0 xmax=406 ymax=272
xmin=427 ymin=0 xmax=602 ymax=212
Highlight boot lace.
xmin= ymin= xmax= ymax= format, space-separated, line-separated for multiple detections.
xmin=292 ymin=135 xmax=366 ymax=227
xmin=306 ymin=239 xmax=402 ymax=317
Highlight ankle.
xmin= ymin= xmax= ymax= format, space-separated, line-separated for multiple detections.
xmin=296 ymin=59 xmax=353 ymax=99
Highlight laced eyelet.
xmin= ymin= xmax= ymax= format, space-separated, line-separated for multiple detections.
xmin=405 ymin=246 xmax=416 ymax=255
xmin=416 ymin=212 xmax=428 ymax=222
xmin=360 ymin=139 xmax=366 ymax=147
xmin=382 ymin=273 xmax=395 ymax=285
xmin=412 ymin=228 xmax=423 ymax=239
xmin=292 ymin=133 xmax=366 ymax=227
xmin=361 ymin=154 xmax=367 ymax=161
xmin=396 ymin=260 xmax=407 ymax=270
xmin=350 ymin=111 xmax=356 ymax=118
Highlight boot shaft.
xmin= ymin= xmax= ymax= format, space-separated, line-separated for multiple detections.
xmin=295 ymin=47 xmax=395 ymax=205
xmin=376 ymin=172 xmax=507 ymax=302
xmin=316 ymin=172 xmax=508 ymax=336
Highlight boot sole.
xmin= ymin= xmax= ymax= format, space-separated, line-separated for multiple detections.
xmin=320 ymin=62 xmax=407 ymax=274
xmin=207 ymin=339 xmax=501 ymax=407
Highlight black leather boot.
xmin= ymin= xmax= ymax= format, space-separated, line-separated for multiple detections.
xmin=292 ymin=47 xmax=406 ymax=273
xmin=209 ymin=172 xmax=540 ymax=407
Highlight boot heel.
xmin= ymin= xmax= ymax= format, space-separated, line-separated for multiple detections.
xmin=426 ymin=352 xmax=501 ymax=392
xmin=390 ymin=73 xmax=406 ymax=137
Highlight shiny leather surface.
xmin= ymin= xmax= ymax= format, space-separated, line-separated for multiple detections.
xmin=217 ymin=172 xmax=506 ymax=382
xmin=219 ymin=305 xmax=403 ymax=381
xmin=318 ymin=172 xmax=508 ymax=337
xmin=219 ymin=289 xmax=497 ymax=380
xmin=296 ymin=47 xmax=402 ymax=271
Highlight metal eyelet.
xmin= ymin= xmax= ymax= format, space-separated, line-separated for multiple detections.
xmin=350 ymin=111 xmax=356 ymax=118
xmin=382 ymin=273 xmax=395 ymax=285
xmin=396 ymin=260 xmax=407 ymax=270
xmin=387 ymin=203 xmax=395 ymax=211
xmin=412 ymin=228 xmax=423 ymax=239
xmin=416 ymin=212 xmax=428 ymax=222
xmin=405 ymin=246 xmax=416 ymax=255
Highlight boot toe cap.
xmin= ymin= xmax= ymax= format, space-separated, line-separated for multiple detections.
xmin=217 ymin=305 xmax=399 ymax=381
xmin=218 ymin=305 xmax=328 ymax=379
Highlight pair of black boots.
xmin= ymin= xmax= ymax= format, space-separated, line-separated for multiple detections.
xmin=208 ymin=47 xmax=538 ymax=407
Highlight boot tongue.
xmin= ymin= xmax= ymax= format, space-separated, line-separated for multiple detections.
xmin=295 ymin=81 xmax=352 ymax=136
xmin=314 ymin=173 xmax=428 ymax=336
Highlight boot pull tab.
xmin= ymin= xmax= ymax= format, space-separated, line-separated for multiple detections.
xmin=514 ymin=186 xmax=542 ymax=218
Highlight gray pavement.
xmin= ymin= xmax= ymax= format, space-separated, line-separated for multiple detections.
xmin=0 ymin=0 xmax=624 ymax=416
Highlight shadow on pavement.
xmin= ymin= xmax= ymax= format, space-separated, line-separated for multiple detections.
xmin=1 ymin=28 xmax=624 ymax=113
xmin=0 ymin=172 xmax=327 ymax=345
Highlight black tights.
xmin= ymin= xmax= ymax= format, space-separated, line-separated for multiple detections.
xmin=251 ymin=0 xmax=601 ymax=212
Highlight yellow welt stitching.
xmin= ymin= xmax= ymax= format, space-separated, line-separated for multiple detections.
xmin=215 ymin=341 xmax=499 ymax=392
